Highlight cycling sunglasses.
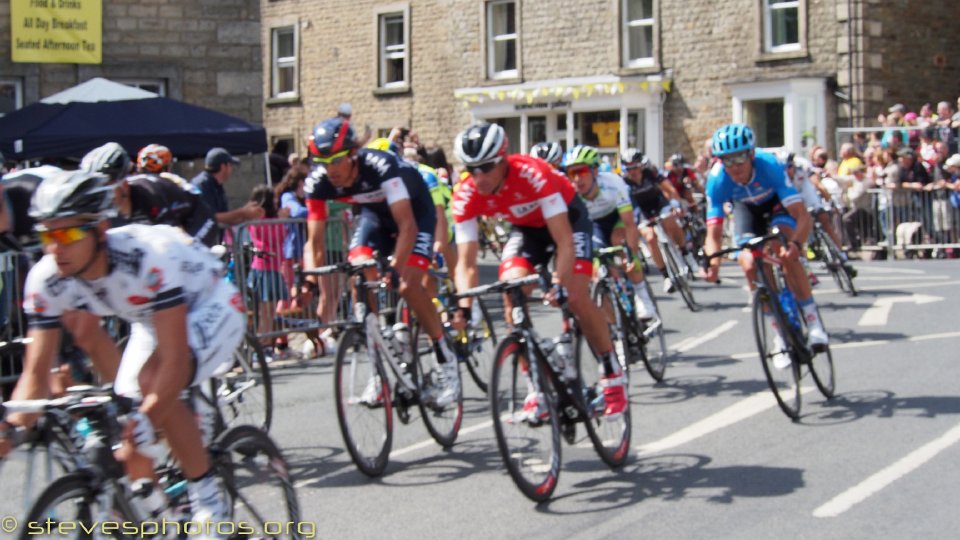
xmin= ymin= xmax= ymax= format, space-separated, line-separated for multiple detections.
xmin=721 ymin=152 xmax=751 ymax=167
xmin=466 ymin=158 xmax=502 ymax=174
xmin=37 ymin=224 xmax=97 ymax=246
xmin=312 ymin=149 xmax=351 ymax=166
xmin=566 ymin=165 xmax=593 ymax=177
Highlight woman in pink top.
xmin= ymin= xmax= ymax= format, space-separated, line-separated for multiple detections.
xmin=247 ymin=185 xmax=289 ymax=359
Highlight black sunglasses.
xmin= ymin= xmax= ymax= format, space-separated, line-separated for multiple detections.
xmin=466 ymin=159 xmax=501 ymax=174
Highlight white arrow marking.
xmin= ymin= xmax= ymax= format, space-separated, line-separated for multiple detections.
xmin=857 ymin=293 xmax=944 ymax=327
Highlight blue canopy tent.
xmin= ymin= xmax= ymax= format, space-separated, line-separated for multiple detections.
xmin=0 ymin=78 xmax=267 ymax=161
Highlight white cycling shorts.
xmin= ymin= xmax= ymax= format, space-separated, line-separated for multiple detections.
xmin=114 ymin=280 xmax=245 ymax=399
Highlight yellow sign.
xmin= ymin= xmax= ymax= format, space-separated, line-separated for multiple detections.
xmin=11 ymin=0 xmax=102 ymax=64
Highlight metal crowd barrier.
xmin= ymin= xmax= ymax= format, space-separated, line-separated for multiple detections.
xmin=844 ymin=188 xmax=960 ymax=257
xmin=1 ymin=251 xmax=28 ymax=388
xmin=228 ymin=214 xmax=405 ymax=350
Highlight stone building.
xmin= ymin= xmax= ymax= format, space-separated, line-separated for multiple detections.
xmin=262 ymin=0 xmax=960 ymax=166
xmin=0 ymin=0 xmax=265 ymax=203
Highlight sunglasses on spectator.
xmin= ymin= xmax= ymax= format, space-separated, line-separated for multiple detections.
xmin=466 ymin=158 xmax=501 ymax=174
xmin=37 ymin=224 xmax=97 ymax=246
xmin=721 ymin=153 xmax=751 ymax=167
xmin=312 ymin=149 xmax=351 ymax=166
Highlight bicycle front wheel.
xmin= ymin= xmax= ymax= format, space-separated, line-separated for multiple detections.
xmin=415 ymin=343 xmax=463 ymax=449
xmin=490 ymin=335 xmax=561 ymax=503
xmin=334 ymin=326 xmax=393 ymax=477
xmin=462 ymin=296 xmax=499 ymax=394
xmin=637 ymin=279 xmax=668 ymax=383
xmin=214 ymin=425 xmax=302 ymax=537
xmin=662 ymin=240 xmax=700 ymax=312
xmin=753 ymin=290 xmax=801 ymax=420
xmin=806 ymin=308 xmax=836 ymax=398
xmin=215 ymin=333 xmax=273 ymax=433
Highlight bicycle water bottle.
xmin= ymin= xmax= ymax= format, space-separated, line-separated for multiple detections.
xmin=617 ymin=284 xmax=633 ymax=317
xmin=778 ymin=289 xmax=802 ymax=331
xmin=554 ymin=334 xmax=577 ymax=382
xmin=392 ymin=322 xmax=412 ymax=365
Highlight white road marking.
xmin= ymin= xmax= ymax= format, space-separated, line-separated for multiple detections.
xmin=853 ymin=267 xmax=927 ymax=275
xmin=671 ymin=320 xmax=738 ymax=353
xmin=636 ymin=387 xmax=816 ymax=456
xmin=813 ymin=420 xmax=960 ymax=518
xmin=726 ymin=329 xmax=958 ymax=360
xmin=852 ymin=275 xmax=949 ymax=281
xmin=857 ymin=293 xmax=943 ymax=326
xmin=816 ymin=279 xmax=960 ymax=296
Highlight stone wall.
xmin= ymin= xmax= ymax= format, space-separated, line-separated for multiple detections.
xmin=0 ymin=0 xmax=265 ymax=203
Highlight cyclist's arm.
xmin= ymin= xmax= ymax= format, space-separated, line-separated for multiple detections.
xmin=784 ymin=202 xmax=813 ymax=247
xmin=455 ymin=236 xmax=480 ymax=310
xmin=303 ymin=199 xmax=328 ymax=281
xmin=141 ymin=303 xmax=192 ymax=426
xmin=545 ymin=211 xmax=575 ymax=285
xmin=659 ymin=179 xmax=683 ymax=202
xmin=433 ymin=203 xmax=448 ymax=248
xmin=620 ymin=207 xmax=641 ymax=261
xmin=388 ymin=198 xmax=417 ymax=270
xmin=3 ymin=327 xmax=61 ymax=430
xmin=704 ymin=221 xmax=724 ymax=281
xmin=808 ymin=173 xmax=833 ymax=202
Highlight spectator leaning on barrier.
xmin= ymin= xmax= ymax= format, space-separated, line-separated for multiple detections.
xmin=190 ymin=147 xmax=264 ymax=244
xmin=936 ymin=101 xmax=957 ymax=154
xmin=837 ymin=143 xmax=864 ymax=177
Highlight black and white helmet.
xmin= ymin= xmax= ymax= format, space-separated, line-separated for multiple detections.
xmin=454 ymin=122 xmax=507 ymax=166
xmin=529 ymin=142 xmax=563 ymax=166
xmin=620 ymin=148 xmax=647 ymax=168
xmin=80 ymin=142 xmax=131 ymax=181
xmin=29 ymin=170 xmax=114 ymax=224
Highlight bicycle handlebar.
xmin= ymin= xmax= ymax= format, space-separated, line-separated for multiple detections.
xmin=455 ymin=275 xmax=541 ymax=299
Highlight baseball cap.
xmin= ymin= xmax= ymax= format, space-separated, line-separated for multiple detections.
xmin=888 ymin=103 xmax=906 ymax=114
xmin=945 ymin=154 xmax=960 ymax=170
xmin=205 ymin=147 xmax=240 ymax=169
xmin=896 ymin=147 xmax=915 ymax=158
xmin=338 ymin=103 xmax=353 ymax=117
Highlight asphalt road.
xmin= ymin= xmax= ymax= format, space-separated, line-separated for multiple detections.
xmin=4 ymin=256 xmax=960 ymax=539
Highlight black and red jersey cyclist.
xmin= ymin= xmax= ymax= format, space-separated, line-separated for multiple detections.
xmin=663 ymin=152 xmax=703 ymax=209
xmin=302 ymin=117 xmax=460 ymax=408
xmin=450 ymin=122 xmax=627 ymax=420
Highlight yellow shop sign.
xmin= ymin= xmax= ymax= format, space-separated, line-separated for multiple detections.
xmin=11 ymin=0 xmax=102 ymax=64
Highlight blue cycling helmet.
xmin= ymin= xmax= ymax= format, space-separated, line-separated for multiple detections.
xmin=711 ymin=124 xmax=755 ymax=157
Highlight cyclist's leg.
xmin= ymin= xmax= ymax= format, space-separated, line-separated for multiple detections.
xmin=610 ymin=221 xmax=656 ymax=319
xmin=771 ymin=214 xmax=829 ymax=348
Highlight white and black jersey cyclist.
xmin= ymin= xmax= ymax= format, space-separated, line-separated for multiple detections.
xmin=3 ymin=171 xmax=243 ymax=532
xmin=564 ymin=145 xmax=658 ymax=320
xmin=620 ymin=149 xmax=692 ymax=294
xmin=704 ymin=123 xmax=828 ymax=357
xmin=303 ymin=116 xmax=461 ymax=408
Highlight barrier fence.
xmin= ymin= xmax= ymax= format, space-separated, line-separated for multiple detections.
xmin=1 ymin=252 xmax=28 ymax=387
xmin=845 ymin=188 xmax=960 ymax=256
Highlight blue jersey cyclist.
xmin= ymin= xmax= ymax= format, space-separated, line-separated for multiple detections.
xmin=703 ymin=123 xmax=828 ymax=356
xmin=302 ymin=117 xmax=460 ymax=408
xmin=564 ymin=145 xmax=659 ymax=320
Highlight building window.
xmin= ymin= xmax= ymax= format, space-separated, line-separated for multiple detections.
xmin=486 ymin=1 xmax=518 ymax=80
xmin=378 ymin=13 xmax=407 ymax=88
xmin=743 ymin=99 xmax=785 ymax=148
xmin=271 ymin=26 xmax=298 ymax=98
xmin=0 ymin=79 xmax=23 ymax=116
xmin=574 ymin=111 xmax=621 ymax=150
xmin=622 ymin=0 xmax=655 ymax=68
xmin=119 ymin=79 xmax=166 ymax=97
xmin=763 ymin=0 xmax=800 ymax=52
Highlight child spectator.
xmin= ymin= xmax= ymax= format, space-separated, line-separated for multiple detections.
xmin=247 ymin=185 xmax=289 ymax=360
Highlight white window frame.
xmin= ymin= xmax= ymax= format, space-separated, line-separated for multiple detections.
xmin=378 ymin=10 xmax=408 ymax=89
xmin=730 ymin=78 xmax=826 ymax=155
xmin=763 ymin=0 xmax=801 ymax=53
xmin=118 ymin=79 xmax=166 ymax=97
xmin=0 ymin=79 xmax=24 ymax=116
xmin=271 ymin=25 xmax=298 ymax=99
xmin=486 ymin=0 xmax=519 ymax=80
xmin=621 ymin=0 xmax=656 ymax=69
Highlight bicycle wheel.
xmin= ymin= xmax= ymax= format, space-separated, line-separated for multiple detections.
xmin=414 ymin=341 xmax=464 ymax=449
xmin=820 ymin=230 xmax=857 ymax=296
xmin=575 ymin=328 xmax=632 ymax=469
xmin=20 ymin=473 xmax=138 ymax=540
xmin=462 ymin=297 xmax=499 ymax=394
xmin=806 ymin=308 xmax=836 ymax=399
xmin=752 ymin=289 xmax=801 ymax=420
xmin=591 ymin=280 xmax=633 ymax=371
xmin=661 ymin=239 xmax=700 ymax=312
xmin=334 ymin=326 xmax=393 ymax=477
xmin=490 ymin=336 xmax=561 ymax=502
xmin=213 ymin=425 xmax=302 ymax=537
xmin=637 ymin=279 xmax=668 ymax=383
xmin=214 ymin=333 xmax=273 ymax=433
xmin=7 ymin=417 xmax=84 ymax=520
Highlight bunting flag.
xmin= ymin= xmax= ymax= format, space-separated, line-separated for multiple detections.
xmin=453 ymin=79 xmax=671 ymax=105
